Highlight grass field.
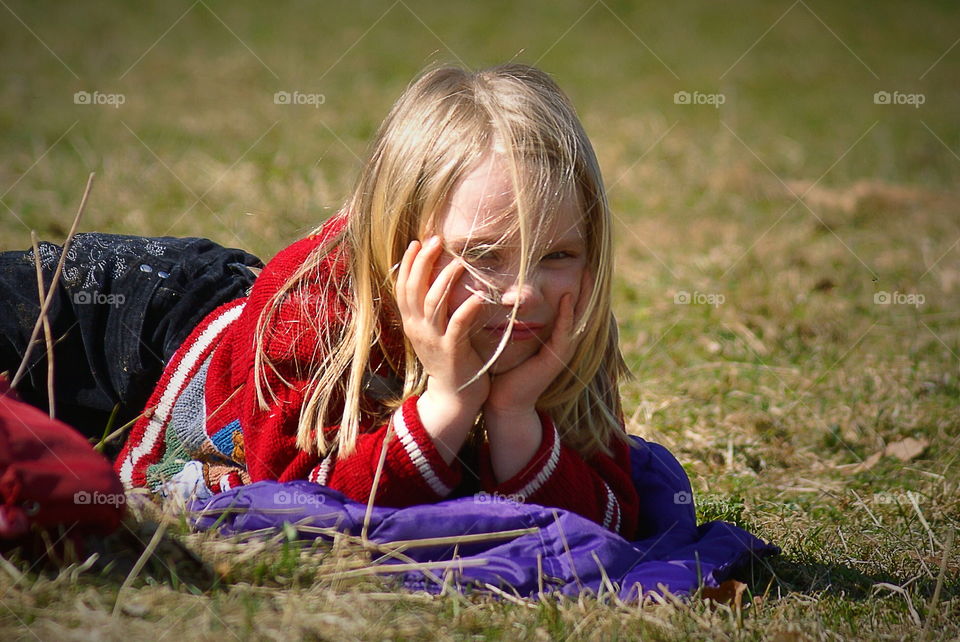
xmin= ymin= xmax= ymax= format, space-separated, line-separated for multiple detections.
xmin=1 ymin=0 xmax=959 ymax=639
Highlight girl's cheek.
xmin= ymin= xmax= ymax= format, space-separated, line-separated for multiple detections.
xmin=555 ymin=269 xmax=582 ymax=294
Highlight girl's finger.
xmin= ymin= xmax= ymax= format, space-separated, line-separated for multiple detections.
xmin=530 ymin=292 xmax=576 ymax=377
xmin=447 ymin=290 xmax=485 ymax=340
xmin=548 ymin=292 xmax=577 ymax=360
xmin=395 ymin=240 xmax=418 ymax=315
xmin=573 ymin=269 xmax=595 ymax=329
xmin=405 ymin=236 xmax=443 ymax=315
xmin=423 ymin=257 xmax=466 ymax=327
xmin=559 ymin=291 xmax=576 ymax=335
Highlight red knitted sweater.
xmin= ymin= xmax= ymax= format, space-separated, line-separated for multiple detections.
xmin=115 ymin=213 xmax=640 ymax=538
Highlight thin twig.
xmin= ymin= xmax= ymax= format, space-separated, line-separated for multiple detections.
xmin=922 ymin=526 xmax=955 ymax=637
xmin=873 ymin=582 xmax=922 ymax=626
xmin=372 ymin=527 xmax=539 ymax=553
xmin=537 ymin=552 xmax=545 ymax=601
xmin=551 ymin=509 xmax=583 ymax=592
xmin=317 ymin=557 xmax=488 ymax=581
xmin=362 ymin=420 xmax=394 ymax=545
xmin=94 ymin=408 xmax=150 ymax=453
xmin=285 ymin=521 xmax=472 ymax=604
xmin=592 ymin=551 xmax=624 ymax=607
xmin=30 ymin=231 xmax=56 ymax=418
xmin=12 ymin=172 xmax=95 ymax=389
xmin=483 ymin=582 xmax=537 ymax=608
xmin=908 ymin=491 xmax=941 ymax=552
xmin=112 ymin=520 xmax=168 ymax=617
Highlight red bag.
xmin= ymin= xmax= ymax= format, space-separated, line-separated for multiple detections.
xmin=0 ymin=374 xmax=125 ymax=541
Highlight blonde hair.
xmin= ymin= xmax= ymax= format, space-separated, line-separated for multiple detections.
xmin=253 ymin=63 xmax=630 ymax=460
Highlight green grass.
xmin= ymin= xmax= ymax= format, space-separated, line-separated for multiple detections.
xmin=2 ymin=0 xmax=959 ymax=639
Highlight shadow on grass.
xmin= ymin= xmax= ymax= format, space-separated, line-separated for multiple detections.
xmin=1 ymin=519 xmax=220 ymax=594
xmin=736 ymin=553 xmax=960 ymax=602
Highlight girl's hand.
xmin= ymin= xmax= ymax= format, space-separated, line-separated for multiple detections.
xmin=484 ymin=269 xmax=594 ymax=417
xmin=395 ymin=236 xmax=490 ymax=414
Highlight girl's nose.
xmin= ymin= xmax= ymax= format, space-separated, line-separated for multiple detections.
xmin=498 ymin=278 xmax=543 ymax=310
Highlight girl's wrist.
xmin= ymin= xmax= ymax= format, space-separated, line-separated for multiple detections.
xmin=483 ymin=404 xmax=537 ymax=425
xmin=483 ymin=407 xmax=543 ymax=483
xmin=426 ymin=376 xmax=487 ymax=413
xmin=416 ymin=388 xmax=483 ymax=465
xmin=420 ymin=383 xmax=484 ymax=423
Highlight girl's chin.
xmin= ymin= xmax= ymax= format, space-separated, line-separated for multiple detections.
xmin=481 ymin=347 xmax=537 ymax=375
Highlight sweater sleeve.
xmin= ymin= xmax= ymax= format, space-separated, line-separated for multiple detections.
xmin=313 ymin=395 xmax=464 ymax=506
xmin=478 ymin=414 xmax=639 ymax=540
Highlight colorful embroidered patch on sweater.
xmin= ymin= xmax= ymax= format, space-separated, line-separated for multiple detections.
xmin=115 ymin=299 xmax=251 ymax=494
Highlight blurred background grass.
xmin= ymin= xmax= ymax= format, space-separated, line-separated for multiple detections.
xmin=1 ymin=0 xmax=958 ymax=638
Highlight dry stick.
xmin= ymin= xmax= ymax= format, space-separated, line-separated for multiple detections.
xmin=908 ymin=491 xmax=941 ymax=552
xmin=536 ymin=552 xmax=545 ymax=601
xmin=30 ymin=232 xmax=56 ymax=419
xmin=922 ymin=526 xmax=955 ymax=638
xmin=483 ymin=582 xmax=537 ymax=608
xmin=362 ymin=421 xmax=394 ymax=545
xmin=591 ymin=551 xmax=624 ymax=608
xmin=95 ymin=409 xmax=148 ymax=452
xmin=366 ymin=527 xmax=538 ymax=553
xmin=551 ymin=509 xmax=583 ymax=593
xmin=11 ymin=172 xmax=95 ymax=390
xmin=317 ymin=558 xmax=488 ymax=581
xmin=95 ymin=373 xmax=242 ymax=452
xmin=293 ymin=523 xmax=472 ymax=603
xmin=112 ymin=519 xmax=168 ymax=617
xmin=322 ymin=528 xmax=466 ymax=594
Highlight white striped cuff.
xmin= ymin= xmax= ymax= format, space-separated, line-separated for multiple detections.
xmin=392 ymin=405 xmax=453 ymax=498
xmin=514 ymin=424 xmax=561 ymax=502
xmin=309 ymin=456 xmax=332 ymax=486
xmin=601 ymin=481 xmax=621 ymax=533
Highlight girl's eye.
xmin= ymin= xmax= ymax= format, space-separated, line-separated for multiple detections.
xmin=462 ymin=245 xmax=498 ymax=264
xmin=542 ymin=250 xmax=574 ymax=261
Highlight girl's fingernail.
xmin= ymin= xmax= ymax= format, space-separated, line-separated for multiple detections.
xmin=427 ymin=235 xmax=440 ymax=248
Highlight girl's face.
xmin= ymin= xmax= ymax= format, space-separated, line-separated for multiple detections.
xmin=433 ymin=154 xmax=589 ymax=374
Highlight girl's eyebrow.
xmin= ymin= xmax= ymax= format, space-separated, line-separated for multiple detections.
xmin=447 ymin=229 xmax=584 ymax=248
xmin=447 ymin=236 xmax=499 ymax=246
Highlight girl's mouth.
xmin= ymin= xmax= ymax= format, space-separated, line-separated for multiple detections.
xmin=484 ymin=321 xmax=545 ymax=341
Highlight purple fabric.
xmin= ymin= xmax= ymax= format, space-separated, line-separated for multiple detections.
xmin=189 ymin=437 xmax=779 ymax=600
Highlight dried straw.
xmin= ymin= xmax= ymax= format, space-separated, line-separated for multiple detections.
xmin=12 ymin=172 xmax=95 ymax=390
xmin=29 ymin=231 xmax=56 ymax=418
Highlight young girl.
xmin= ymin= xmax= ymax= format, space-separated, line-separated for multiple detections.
xmin=7 ymin=63 xmax=640 ymax=539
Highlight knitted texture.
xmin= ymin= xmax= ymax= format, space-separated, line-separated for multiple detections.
xmin=144 ymin=355 xmax=252 ymax=495
xmin=115 ymin=298 xmax=247 ymax=489
xmin=114 ymin=212 xmax=641 ymax=538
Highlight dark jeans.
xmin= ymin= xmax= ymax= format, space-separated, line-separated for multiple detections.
xmin=0 ymin=233 xmax=262 ymax=457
